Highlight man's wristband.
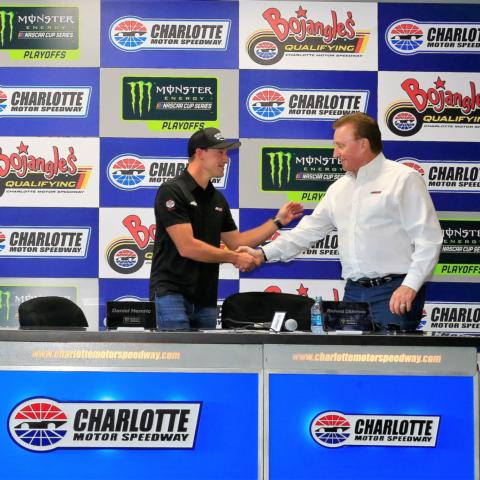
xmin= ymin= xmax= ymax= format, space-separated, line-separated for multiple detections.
xmin=272 ymin=217 xmax=284 ymax=230
xmin=258 ymin=247 xmax=267 ymax=262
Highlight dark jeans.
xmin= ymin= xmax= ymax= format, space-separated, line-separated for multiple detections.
xmin=154 ymin=293 xmax=217 ymax=330
xmin=343 ymin=276 xmax=426 ymax=332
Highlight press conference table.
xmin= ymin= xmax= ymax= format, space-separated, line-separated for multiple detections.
xmin=0 ymin=329 xmax=478 ymax=480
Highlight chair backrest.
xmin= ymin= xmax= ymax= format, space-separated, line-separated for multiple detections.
xmin=221 ymin=291 xmax=314 ymax=331
xmin=18 ymin=296 xmax=88 ymax=329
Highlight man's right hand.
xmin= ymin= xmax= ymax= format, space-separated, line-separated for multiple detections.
xmin=233 ymin=251 xmax=258 ymax=272
xmin=236 ymin=246 xmax=264 ymax=268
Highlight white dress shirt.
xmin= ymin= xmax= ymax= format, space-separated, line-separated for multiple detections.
xmin=263 ymin=153 xmax=443 ymax=292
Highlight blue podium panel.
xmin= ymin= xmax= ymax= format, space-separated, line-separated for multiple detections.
xmin=0 ymin=370 xmax=258 ymax=480
xmin=268 ymin=373 xmax=475 ymax=480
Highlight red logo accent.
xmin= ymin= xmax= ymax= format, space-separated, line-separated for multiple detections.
xmin=401 ymin=77 xmax=480 ymax=114
xmin=0 ymin=144 xmax=78 ymax=180
xmin=122 ymin=215 xmax=155 ymax=250
xmin=262 ymin=6 xmax=356 ymax=43
xmin=296 ymin=283 xmax=309 ymax=296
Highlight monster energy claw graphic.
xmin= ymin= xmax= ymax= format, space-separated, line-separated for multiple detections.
xmin=128 ymin=81 xmax=153 ymax=117
xmin=0 ymin=10 xmax=14 ymax=47
xmin=268 ymin=151 xmax=292 ymax=188
xmin=0 ymin=289 xmax=12 ymax=324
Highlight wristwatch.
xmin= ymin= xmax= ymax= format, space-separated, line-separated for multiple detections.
xmin=272 ymin=217 xmax=284 ymax=229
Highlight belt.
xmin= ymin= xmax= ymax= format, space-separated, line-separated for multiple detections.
xmin=350 ymin=274 xmax=405 ymax=288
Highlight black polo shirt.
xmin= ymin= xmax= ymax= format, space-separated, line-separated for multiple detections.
xmin=149 ymin=169 xmax=237 ymax=307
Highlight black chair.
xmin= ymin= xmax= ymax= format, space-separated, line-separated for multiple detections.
xmin=18 ymin=296 xmax=88 ymax=329
xmin=221 ymin=291 xmax=314 ymax=331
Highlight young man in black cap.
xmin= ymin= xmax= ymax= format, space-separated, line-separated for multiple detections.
xmin=150 ymin=127 xmax=303 ymax=330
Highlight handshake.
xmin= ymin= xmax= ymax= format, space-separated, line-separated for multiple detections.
xmin=233 ymin=246 xmax=265 ymax=272
xmin=227 ymin=201 xmax=303 ymax=273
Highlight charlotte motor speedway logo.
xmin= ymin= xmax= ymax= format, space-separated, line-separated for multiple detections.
xmin=0 ymin=227 xmax=90 ymax=258
xmin=386 ymin=19 xmax=480 ymax=55
xmin=262 ymin=228 xmax=339 ymax=260
xmin=384 ymin=76 xmax=480 ymax=137
xmin=310 ymin=411 xmax=440 ymax=448
xmin=0 ymin=86 xmax=90 ymax=117
xmin=247 ymin=86 xmax=368 ymax=122
xmin=109 ymin=16 xmax=230 ymax=51
xmin=397 ymin=157 xmax=480 ymax=193
xmin=246 ymin=5 xmax=370 ymax=65
xmin=9 ymin=398 xmax=201 ymax=451
xmin=107 ymin=154 xmax=227 ymax=190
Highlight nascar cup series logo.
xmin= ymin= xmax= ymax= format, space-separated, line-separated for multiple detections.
xmin=0 ymin=86 xmax=90 ymax=117
xmin=108 ymin=154 xmax=227 ymax=191
xmin=0 ymin=227 xmax=90 ymax=258
xmin=0 ymin=6 xmax=79 ymax=58
xmin=310 ymin=411 xmax=440 ymax=448
xmin=386 ymin=19 xmax=480 ymax=55
xmin=262 ymin=147 xmax=343 ymax=202
xmin=110 ymin=16 xmax=230 ymax=51
xmin=122 ymin=76 xmax=217 ymax=132
xmin=436 ymin=218 xmax=480 ymax=276
xmin=9 ymin=398 xmax=201 ymax=451
xmin=247 ymin=86 xmax=368 ymax=122
xmin=246 ymin=5 xmax=369 ymax=65
xmin=385 ymin=76 xmax=480 ymax=137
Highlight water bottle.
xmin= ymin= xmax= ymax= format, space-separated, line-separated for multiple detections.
xmin=311 ymin=296 xmax=326 ymax=335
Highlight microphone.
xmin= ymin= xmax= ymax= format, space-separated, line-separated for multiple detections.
xmin=284 ymin=318 xmax=298 ymax=332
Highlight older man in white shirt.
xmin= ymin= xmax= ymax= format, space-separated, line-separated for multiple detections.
xmin=241 ymin=113 xmax=443 ymax=331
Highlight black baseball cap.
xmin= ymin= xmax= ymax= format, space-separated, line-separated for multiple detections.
xmin=188 ymin=128 xmax=241 ymax=157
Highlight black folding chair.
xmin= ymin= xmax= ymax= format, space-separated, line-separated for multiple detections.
xmin=18 ymin=296 xmax=88 ymax=329
xmin=221 ymin=291 xmax=314 ymax=331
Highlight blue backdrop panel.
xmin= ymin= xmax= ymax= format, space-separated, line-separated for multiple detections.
xmin=0 ymin=370 xmax=258 ymax=480
xmin=239 ymin=70 xmax=377 ymax=139
xmin=0 ymin=68 xmax=99 ymax=137
xmin=0 ymin=207 xmax=99 ymax=278
xmin=426 ymin=281 xmax=480 ymax=303
xmin=383 ymin=141 xmax=480 ymax=212
xmin=240 ymin=208 xmax=342 ymax=280
xmin=100 ymin=137 xmax=239 ymax=209
xmin=101 ymin=0 xmax=239 ymax=68
xmin=269 ymin=373 xmax=475 ymax=480
xmin=379 ymin=3 xmax=480 ymax=72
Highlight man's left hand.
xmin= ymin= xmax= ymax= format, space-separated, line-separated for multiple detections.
xmin=275 ymin=202 xmax=304 ymax=226
xmin=389 ymin=285 xmax=417 ymax=315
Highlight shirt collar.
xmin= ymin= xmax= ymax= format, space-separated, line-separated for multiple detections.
xmin=347 ymin=152 xmax=385 ymax=182
xmin=181 ymin=168 xmax=215 ymax=195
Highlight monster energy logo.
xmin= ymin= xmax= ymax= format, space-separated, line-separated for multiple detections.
xmin=268 ymin=151 xmax=292 ymax=188
xmin=128 ymin=81 xmax=153 ymax=117
xmin=0 ymin=10 xmax=14 ymax=47
xmin=0 ymin=289 xmax=12 ymax=323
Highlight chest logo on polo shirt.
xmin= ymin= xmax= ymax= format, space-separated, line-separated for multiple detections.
xmin=214 ymin=206 xmax=223 ymax=213
xmin=189 ymin=201 xmax=197 ymax=207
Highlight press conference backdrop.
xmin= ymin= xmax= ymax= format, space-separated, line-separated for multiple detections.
xmin=0 ymin=0 xmax=479 ymax=331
